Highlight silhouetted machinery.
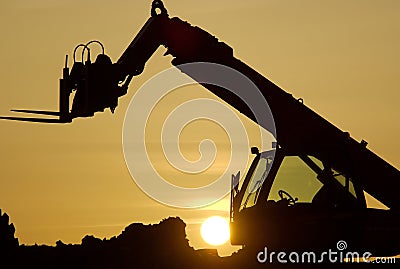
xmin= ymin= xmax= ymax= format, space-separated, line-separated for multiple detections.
xmin=2 ymin=0 xmax=400 ymax=256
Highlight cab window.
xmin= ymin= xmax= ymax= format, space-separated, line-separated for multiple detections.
xmin=240 ymin=153 xmax=273 ymax=210
xmin=268 ymin=156 xmax=323 ymax=203
xmin=268 ymin=155 xmax=359 ymax=208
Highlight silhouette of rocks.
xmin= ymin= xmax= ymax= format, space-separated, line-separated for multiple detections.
xmin=0 ymin=209 xmax=19 ymax=260
xmin=2 ymin=209 xmax=385 ymax=268
xmin=9 ymin=215 xmax=221 ymax=268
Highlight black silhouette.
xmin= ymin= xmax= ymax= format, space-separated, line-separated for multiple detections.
xmin=1 ymin=0 xmax=400 ymax=263
xmin=2 ymin=214 xmax=222 ymax=269
xmin=0 ymin=209 xmax=18 ymax=261
xmin=1 ymin=210 xmax=396 ymax=268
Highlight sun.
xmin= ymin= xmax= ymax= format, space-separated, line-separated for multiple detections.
xmin=200 ymin=216 xmax=230 ymax=246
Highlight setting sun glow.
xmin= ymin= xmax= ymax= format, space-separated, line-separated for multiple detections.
xmin=200 ymin=216 xmax=230 ymax=246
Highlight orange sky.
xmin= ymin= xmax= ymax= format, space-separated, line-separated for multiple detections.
xmin=0 ymin=0 xmax=399 ymax=256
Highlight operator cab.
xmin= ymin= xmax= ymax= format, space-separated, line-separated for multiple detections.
xmin=230 ymin=147 xmax=400 ymax=255
xmin=239 ymin=149 xmax=365 ymax=213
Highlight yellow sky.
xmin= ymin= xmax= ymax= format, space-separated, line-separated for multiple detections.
xmin=0 ymin=0 xmax=399 ymax=256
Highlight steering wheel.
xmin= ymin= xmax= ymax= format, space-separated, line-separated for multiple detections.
xmin=278 ymin=190 xmax=297 ymax=206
